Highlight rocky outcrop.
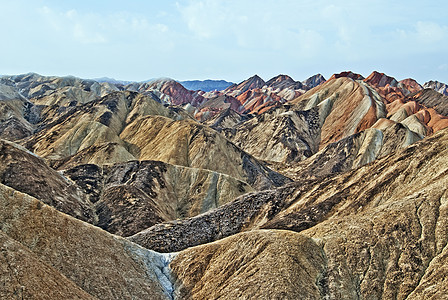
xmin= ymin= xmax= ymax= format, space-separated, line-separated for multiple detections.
xmin=398 ymin=78 xmax=423 ymax=95
xmin=265 ymin=74 xmax=305 ymax=91
xmin=0 ymin=138 xmax=254 ymax=238
xmin=22 ymin=91 xmax=188 ymax=160
xmin=364 ymin=71 xmax=424 ymax=102
xmin=3 ymin=71 xmax=448 ymax=299
xmin=274 ymin=123 xmax=421 ymax=180
xmin=0 ymin=83 xmax=35 ymax=140
xmin=205 ymin=107 xmax=251 ymax=130
xmin=291 ymin=77 xmax=386 ymax=149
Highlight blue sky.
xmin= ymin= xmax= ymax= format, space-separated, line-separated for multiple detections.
xmin=1 ymin=0 xmax=447 ymax=83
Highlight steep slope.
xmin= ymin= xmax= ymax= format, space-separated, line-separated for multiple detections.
xmin=223 ymin=105 xmax=322 ymax=163
xmin=130 ymin=126 xmax=448 ymax=299
xmin=265 ymin=74 xmax=304 ymax=91
xmin=120 ymin=115 xmax=290 ymax=190
xmin=262 ymin=74 xmax=306 ymax=101
xmin=171 ymin=230 xmax=325 ymax=299
xmin=223 ymin=76 xmax=390 ymax=166
xmin=204 ymin=73 xmax=445 ymax=184
xmin=0 ymin=231 xmax=96 ymax=300
xmin=291 ymin=76 xmax=386 ymax=149
xmin=364 ymin=71 xmax=423 ymax=102
xmin=0 ymin=139 xmax=94 ymax=222
xmin=193 ymin=94 xmax=243 ymax=121
xmin=273 ymin=123 xmax=421 ymax=180
xmin=0 ymin=82 xmax=35 ymax=140
xmin=0 ymin=183 xmax=173 ymax=300
xmin=205 ymin=107 xmax=251 ymax=130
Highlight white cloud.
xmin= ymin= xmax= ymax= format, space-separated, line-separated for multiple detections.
xmin=415 ymin=21 xmax=448 ymax=43
xmin=37 ymin=5 xmax=170 ymax=45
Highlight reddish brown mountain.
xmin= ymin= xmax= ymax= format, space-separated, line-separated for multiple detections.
xmin=132 ymin=79 xmax=206 ymax=107
xmin=329 ymin=71 xmax=364 ymax=80
xmin=224 ymin=74 xmax=265 ymax=94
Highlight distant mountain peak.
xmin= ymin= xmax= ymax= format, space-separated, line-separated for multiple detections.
xmin=93 ymin=77 xmax=132 ymax=85
xmin=423 ymin=80 xmax=448 ymax=96
xmin=302 ymin=74 xmax=326 ymax=89
xmin=364 ymin=71 xmax=398 ymax=87
xmin=330 ymin=71 xmax=364 ymax=81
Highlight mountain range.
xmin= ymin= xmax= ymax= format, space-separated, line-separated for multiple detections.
xmin=1 ymin=70 xmax=448 ymax=299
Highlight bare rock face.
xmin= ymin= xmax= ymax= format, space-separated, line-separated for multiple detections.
xmin=291 ymin=77 xmax=386 ymax=149
xmin=0 ymin=83 xmax=36 ymax=140
xmin=171 ymin=230 xmax=326 ymax=299
xmin=205 ymin=107 xmax=251 ymax=130
xmin=0 ymin=183 xmax=172 ymax=300
xmin=0 ymin=138 xmax=254 ymax=238
xmin=302 ymin=73 xmax=326 ymax=89
xmin=265 ymin=74 xmax=305 ymax=91
xmin=0 ymin=139 xmax=94 ymax=222
xmin=398 ymin=78 xmax=423 ymax=95
xmin=22 ymin=90 xmax=287 ymax=191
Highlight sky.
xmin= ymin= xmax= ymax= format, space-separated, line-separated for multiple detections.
xmin=1 ymin=0 xmax=447 ymax=84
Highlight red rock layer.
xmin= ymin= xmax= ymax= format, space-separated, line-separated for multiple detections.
xmin=363 ymin=71 xmax=447 ymax=134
